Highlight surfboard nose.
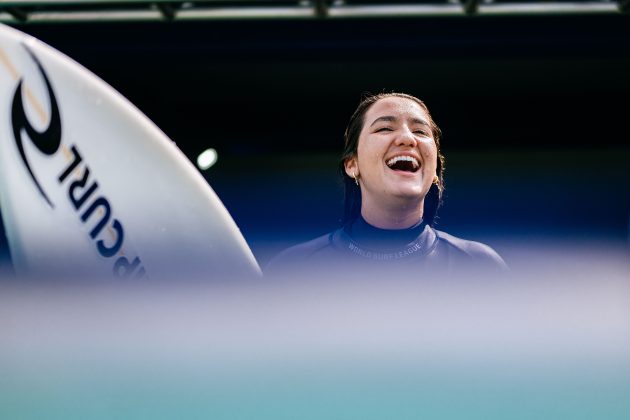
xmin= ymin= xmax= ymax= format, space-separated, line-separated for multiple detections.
xmin=0 ymin=23 xmax=261 ymax=279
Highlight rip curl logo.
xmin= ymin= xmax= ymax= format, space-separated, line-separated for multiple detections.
xmin=11 ymin=46 xmax=61 ymax=208
xmin=10 ymin=44 xmax=146 ymax=278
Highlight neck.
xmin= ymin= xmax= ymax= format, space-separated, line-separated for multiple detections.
xmin=360 ymin=197 xmax=424 ymax=229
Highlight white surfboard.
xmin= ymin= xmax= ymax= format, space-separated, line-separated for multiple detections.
xmin=0 ymin=23 xmax=261 ymax=278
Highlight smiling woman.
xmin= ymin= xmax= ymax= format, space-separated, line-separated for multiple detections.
xmin=267 ymin=93 xmax=507 ymax=276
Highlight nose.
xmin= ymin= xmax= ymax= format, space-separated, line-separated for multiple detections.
xmin=394 ymin=126 xmax=418 ymax=147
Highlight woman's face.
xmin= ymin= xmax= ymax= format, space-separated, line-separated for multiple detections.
xmin=345 ymin=96 xmax=438 ymax=210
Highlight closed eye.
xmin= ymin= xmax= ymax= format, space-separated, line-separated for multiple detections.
xmin=376 ymin=127 xmax=393 ymax=133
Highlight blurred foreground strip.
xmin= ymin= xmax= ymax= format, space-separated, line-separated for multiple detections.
xmin=2 ymin=267 xmax=630 ymax=419
xmin=2 ymin=268 xmax=630 ymax=369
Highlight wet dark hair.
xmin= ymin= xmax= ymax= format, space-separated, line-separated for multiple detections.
xmin=339 ymin=92 xmax=446 ymax=226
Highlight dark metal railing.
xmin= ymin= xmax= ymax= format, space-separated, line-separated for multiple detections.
xmin=0 ymin=0 xmax=626 ymax=23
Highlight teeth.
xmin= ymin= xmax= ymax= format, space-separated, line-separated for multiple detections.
xmin=386 ymin=155 xmax=419 ymax=168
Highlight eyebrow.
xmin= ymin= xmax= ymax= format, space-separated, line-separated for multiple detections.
xmin=369 ymin=115 xmax=430 ymax=127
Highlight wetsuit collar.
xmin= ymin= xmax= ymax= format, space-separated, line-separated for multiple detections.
xmin=347 ymin=215 xmax=425 ymax=250
xmin=333 ymin=216 xmax=437 ymax=261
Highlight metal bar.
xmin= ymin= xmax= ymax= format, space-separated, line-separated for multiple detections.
xmin=5 ymin=7 xmax=29 ymax=22
xmin=155 ymin=1 xmax=178 ymax=20
xmin=176 ymin=6 xmax=316 ymax=19
xmin=327 ymin=4 xmax=464 ymax=17
xmin=477 ymin=2 xmax=619 ymax=15
xmin=464 ymin=0 xmax=481 ymax=15
xmin=315 ymin=0 xmax=328 ymax=18
xmin=21 ymin=10 xmax=163 ymax=22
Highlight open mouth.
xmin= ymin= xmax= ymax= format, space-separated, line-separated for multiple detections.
xmin=386 ymin=155 xmax=420 ymax=173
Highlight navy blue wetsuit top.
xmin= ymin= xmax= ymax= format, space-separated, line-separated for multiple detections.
xmin=266 ymin=216 xmax=508 ymax=276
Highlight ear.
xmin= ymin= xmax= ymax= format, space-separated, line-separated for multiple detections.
xmin=344 ymin=156 xmax=358 ymax=178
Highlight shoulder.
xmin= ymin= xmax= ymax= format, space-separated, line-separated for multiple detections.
xmin=271 ymin=232 xmax=333 ymax=262
xmin=265 ymin=231 xmax=337 ymax=275
xmin=434 ymin=229 xmax=509 ymax=271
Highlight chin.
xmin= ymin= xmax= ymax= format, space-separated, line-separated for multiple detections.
xmin=389 ymin=188 xmax=426 ymax=202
